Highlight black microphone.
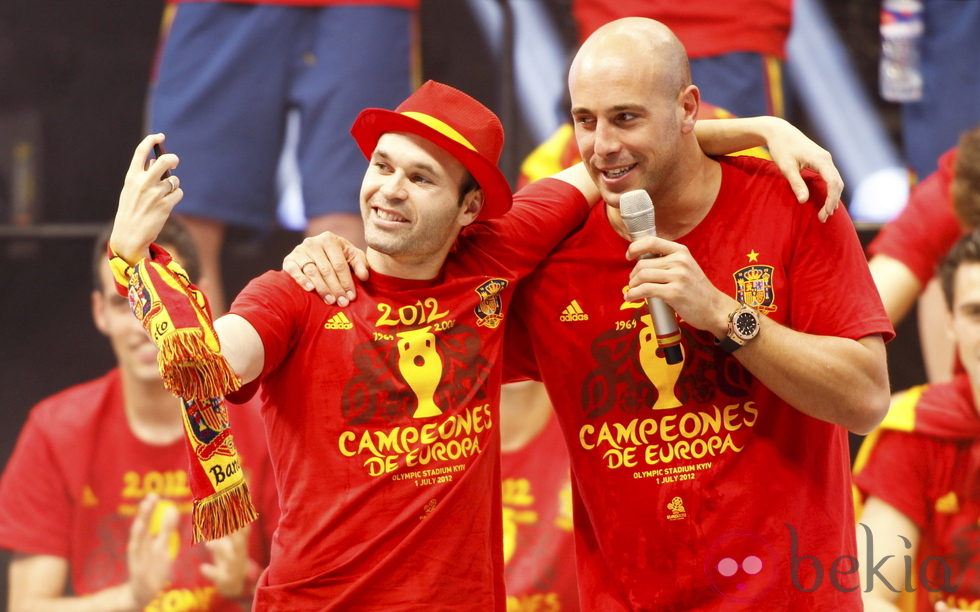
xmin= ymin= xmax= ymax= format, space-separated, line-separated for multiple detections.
xmin=620 ymin=189 xmax=683 ymax=365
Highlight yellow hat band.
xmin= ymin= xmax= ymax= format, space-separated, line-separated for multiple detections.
xmin=401 ymin=111 xmax=477 ymax=152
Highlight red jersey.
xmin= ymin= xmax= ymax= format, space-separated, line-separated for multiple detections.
xmin=571 ymin=0 xmax=792 ymax=59
xmin=854 ymin=375 xmax=980 ymax=611
xmin=501 ymin=413 xmax=579 ymax=611
xmin=227 ymin=178 xmax=588 ymax=610
xmin=506 ymin=155 xmax=893 ymax=610
xmin=868 ymin=148 xmax=963 ymax=287
xmin=0 ymin=369 xmax=278 ymax=611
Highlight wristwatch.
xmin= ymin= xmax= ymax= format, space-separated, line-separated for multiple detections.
xmin=718 ymin=303 xmax=761 ymax=353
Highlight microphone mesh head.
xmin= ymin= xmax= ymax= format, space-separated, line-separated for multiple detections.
xmin=620 ymin=189 xmax=655 ymax=236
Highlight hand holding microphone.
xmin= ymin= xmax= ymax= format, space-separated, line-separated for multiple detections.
xmin=620 ymin=189 xmax=684 ymax=365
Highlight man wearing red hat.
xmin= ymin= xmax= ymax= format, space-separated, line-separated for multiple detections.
xmin=107 ymin=80 xmax=599 ymax=610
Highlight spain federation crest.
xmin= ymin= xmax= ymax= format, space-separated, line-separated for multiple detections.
xmin=733 ymin=265 xmax=777 ymax=313
xmin=473 ymin=278 xmax=508 ymax=328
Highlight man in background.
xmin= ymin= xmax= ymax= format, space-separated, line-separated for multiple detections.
xmin=150 ymin=0 xmax=416 ymax=311
xmin=0 ymin=220 xmax=278 ymax=611
xmin=856 ymin=229 xmax=980 ymax=611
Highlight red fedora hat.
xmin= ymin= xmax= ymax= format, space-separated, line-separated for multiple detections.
xmin=350 ymin=80 xmax=512 ymax=220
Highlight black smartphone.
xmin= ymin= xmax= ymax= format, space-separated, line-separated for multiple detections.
xmin=153 ymin=142 xmax=173 ymax=179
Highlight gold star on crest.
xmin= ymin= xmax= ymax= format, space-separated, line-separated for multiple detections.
xmin=747 ymin=250 xmax=760 ymax=262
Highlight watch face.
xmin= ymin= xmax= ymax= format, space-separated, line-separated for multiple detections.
xmin=734 ymin=311 xmax=758 ymax=338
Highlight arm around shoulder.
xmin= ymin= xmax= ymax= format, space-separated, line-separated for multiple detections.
xmin=546 ymin=162 xmax=600 ymax=205
xmin=695 ymin=116 xmax=842 ymax=218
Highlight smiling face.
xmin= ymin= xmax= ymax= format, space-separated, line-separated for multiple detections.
xmin=568 ymin=19 xmax=693 ymax=208
xmin=360 ymin=132 xmax=482 ymax=277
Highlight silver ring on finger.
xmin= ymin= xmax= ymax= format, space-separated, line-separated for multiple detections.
xmin=167 ymin=176 xmax=179 ymax=194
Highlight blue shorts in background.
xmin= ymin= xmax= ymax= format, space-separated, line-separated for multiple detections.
xmin=149 ymin=3 xmax=414 ymax=229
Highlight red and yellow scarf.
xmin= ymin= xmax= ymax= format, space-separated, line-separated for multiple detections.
xmin=109 ymin=243 xmax=257 ymax=541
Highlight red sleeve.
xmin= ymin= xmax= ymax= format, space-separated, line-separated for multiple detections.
xmin=230 ymin=270 xmax=307 ymax=378
xmin=853 ymin=430 xmax=932 ymax=528
xmin=787 ymin=176 xmax=895 ymax=342
xmin=867 ymin=150 xmax=963 ymax=287
xmin=228 ymin=271 xmax=311 ymax=399
xmin=502 ymin=309 xmax=541 ymax=383
xmin=0 ymin=409 xmax=73 ymax=557
xmin=462 ymin=177 xmax=590 ymax=281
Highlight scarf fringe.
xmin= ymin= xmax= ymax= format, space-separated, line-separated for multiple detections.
xmin=109 ymin=243 xmax=259 ymax=543
xmin=192 ymin=479 xmax=259 ymax=542
xmin=159 ymin=329 xmax=242 ymax=400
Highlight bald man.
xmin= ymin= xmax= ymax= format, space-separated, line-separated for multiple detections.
xmin=498 ymin=18 xmax=893 ymax=609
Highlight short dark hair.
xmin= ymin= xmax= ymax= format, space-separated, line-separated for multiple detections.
xmin=458 ymin=171 xmax=479 ymax=206
xmin=952 ymin=125 xmax=980 ymax=229
xmin=939 ymin=228 xmax=980 ymax=310
xmin=92 ymin=218 xmax=200 ymax=291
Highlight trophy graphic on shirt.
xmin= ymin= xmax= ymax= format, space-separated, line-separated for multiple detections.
xmin=639 ymin=314 xmax=684 ymax=410
xmin=396 ymin=326 xmax=444 ymax=418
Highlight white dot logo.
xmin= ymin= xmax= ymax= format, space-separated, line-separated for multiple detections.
xmin=717 ymin=555 xmax=763 ymax=579
xmin=704 ymin=533 xmax=775 ymax=603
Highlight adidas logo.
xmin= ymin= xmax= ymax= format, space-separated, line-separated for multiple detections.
xmin=323 ymin=312 xmax=354 ymax=330
xmin=559 ymin=300 xmax=589 ymax=322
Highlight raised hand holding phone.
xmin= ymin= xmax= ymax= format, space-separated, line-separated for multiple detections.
xmin=153 ymin=142 xmax=173 ymax=179
xmin=110 ymin=134 xmax=183 ymax=265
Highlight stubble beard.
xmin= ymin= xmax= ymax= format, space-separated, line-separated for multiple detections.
xmin=365 ymin=226 xmax=416 ymax=258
